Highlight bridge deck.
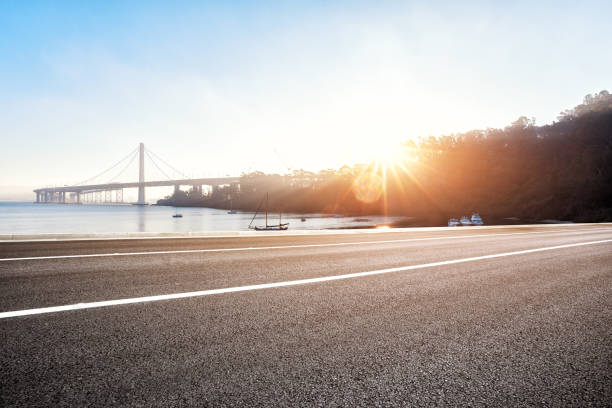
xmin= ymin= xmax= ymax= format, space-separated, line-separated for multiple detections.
xmin=33 ymin=177 xmax=241 ymax=193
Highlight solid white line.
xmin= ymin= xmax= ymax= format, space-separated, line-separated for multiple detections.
xmin=2 ymin=227 xmax=612 ymax=262
xmin=1 ymin=238 xmax=611 ymax=319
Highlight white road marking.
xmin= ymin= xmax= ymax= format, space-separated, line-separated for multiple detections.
xmin=2 ymin=227 xmax=612 ymax=262
xmin=1 ymin=238 xmax=611 ymax=319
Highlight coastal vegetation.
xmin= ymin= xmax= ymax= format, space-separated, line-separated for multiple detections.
xmin=158 ymin=91 xmax=612 ymax=225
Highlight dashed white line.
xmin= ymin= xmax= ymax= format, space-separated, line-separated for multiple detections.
xmin=1 ymin=238 xmax=611 ymax=319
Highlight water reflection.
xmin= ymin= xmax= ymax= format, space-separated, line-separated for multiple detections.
xmin=137 ymin=206 xmax=146 ymax=232
xmin=0 ymin=202 xmax=412 ymax=234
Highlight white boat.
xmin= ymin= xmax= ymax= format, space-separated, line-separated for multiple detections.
xmin=471 ymin=213 xmax=484 ymax=225
xmin=448 ymin=218 xmax=460 ymax=227
xmin=460 ymin=216 xmax=472 ymax=226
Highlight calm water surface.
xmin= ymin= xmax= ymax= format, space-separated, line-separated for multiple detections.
xmin=0 ymin=202 xmax=409 ymax=234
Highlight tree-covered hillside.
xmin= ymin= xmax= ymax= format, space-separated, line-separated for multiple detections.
xmin=160 ymin=91 xmax=612 ymax=225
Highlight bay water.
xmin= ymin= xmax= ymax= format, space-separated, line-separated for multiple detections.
xmin=0 ymin=202 xmax=409 ymax=234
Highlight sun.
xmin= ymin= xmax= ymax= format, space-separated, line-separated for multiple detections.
xmin=369 ymin=141 xmax=414 ymax=169
xmin=352 ymin=140 xmax=421 ymax=208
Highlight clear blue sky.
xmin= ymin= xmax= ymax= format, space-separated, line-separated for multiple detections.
xmin=1 ymin=0 xmax=611 ymax=189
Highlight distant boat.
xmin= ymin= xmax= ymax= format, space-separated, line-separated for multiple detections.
xmin=448 ymin=218 xmax=460 ymax=227
xmin=228 ymin=200 xmax=237 ymax=214
xmin=301 ymin=217 xmax=307 ymax=222
xmin=471 ymin=213 xmax=484 ymax=225
xmin=248 ymin=193 xmax=289 ymax=231
xmin=172 ymin=213 xmax=183 ymax=218
xmin=460 ymin=216 xmax=472 ymax=226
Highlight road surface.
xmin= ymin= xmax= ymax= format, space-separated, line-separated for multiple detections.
xmin=1 ymin=224 xmax=611 ymax=406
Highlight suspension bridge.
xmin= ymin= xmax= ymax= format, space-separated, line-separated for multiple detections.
xmin=33 ymin=143 xmax=240 ymax=205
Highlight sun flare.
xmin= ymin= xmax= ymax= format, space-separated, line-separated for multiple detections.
xmin=370 ymin=141 xmax=403 ymax=167
xmin=368 ymin=141 xmax=418 ymax=171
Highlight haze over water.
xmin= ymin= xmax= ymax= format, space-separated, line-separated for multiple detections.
xmin=0 ymin=202 xmax=408 ymax=234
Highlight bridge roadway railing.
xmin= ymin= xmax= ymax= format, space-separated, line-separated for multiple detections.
xmin=33 ymin=177 xmax=241 ymax=204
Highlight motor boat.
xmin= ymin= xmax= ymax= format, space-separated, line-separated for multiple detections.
xmin=471 ymin=213 xmax=484 ymax=225
xmin=448 ymin=218 xmax=460 ymax=227
xmin=460 ymin=216 xmax=473 ymax=226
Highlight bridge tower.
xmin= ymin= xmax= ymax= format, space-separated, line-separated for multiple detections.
xmin=137 ymin=142 xmax=145 ymax=205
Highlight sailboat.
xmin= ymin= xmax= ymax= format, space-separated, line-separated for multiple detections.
xmin=227 ymin=199 xmax=237 ymax=214
xmin=248 ymin=193 xmax=289 ymax=231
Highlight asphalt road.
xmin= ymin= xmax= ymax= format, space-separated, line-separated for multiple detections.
xmin=1 ymin=224 xmax=611 ymax=407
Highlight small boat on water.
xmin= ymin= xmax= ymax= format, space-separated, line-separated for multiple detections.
xmin=471 ymin=213 xmax=484 ymax=225
xmin=301 ymin=217 xmax=306 ymax=222
xmin=248 ymin=193 xmax=289 ymax=231
xmin=172 ymin=213 xmax=183 ymax=218
xmin=460 ymin=216 xmax=472 ymax=226
xmin=228 ymin=200 xmax=237 ymax=214
xmin=449 ymin=213 xmax=483 ymax=226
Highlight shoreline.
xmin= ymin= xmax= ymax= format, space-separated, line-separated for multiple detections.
xmin=1 ymin=222 xmax=609 ymax=242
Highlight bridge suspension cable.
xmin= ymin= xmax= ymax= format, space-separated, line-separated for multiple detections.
xmin=145 ymin=147 xmax=189 ymax=179
xmin=144 ymin=150 xmax=172 ymax=180
xmin=69 ymin=144 xmax=191 ymax=188
xmin=108 ymin=149 xmax=139 ymax=183
xmin=75 ymin=147 xmax=139 ymax=186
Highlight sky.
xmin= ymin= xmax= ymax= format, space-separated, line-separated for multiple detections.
xmin=1 ymin=0 xmax=611 ymax=195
